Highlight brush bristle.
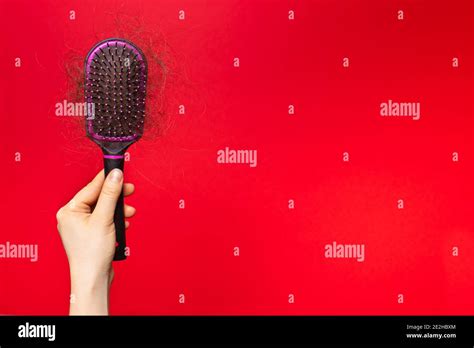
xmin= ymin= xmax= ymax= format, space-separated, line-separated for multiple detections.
xmin=85 ymin=39 xmax=147 ymax=141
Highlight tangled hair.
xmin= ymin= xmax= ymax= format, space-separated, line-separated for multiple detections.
xmin=61 ymin=14 xmax=185 ymax=150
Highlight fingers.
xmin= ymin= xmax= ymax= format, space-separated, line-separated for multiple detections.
xmin=124 ymin=203 xmax=136 ymax=229
xmin=124 ymin=204 xmax=136 ymax=218
xmin=124 ymin=183 xmax=135 ymax=197
xmin=124 ymin=204 xmax=135 ymax=229
xmin=70 ymin=171 xmax=105 ymax=211
xmin=58 ymin=168 xmax=137 ymax=235
xmin=92 ymin=169 xmax=124 ymax=222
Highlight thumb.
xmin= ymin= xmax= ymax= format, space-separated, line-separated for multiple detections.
xmin=92 ymin=169 xmax=123 ymax=223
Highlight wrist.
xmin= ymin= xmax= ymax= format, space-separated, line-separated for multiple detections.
xmin=70 ymin=261 xmax=112 ymax=286
xmin=69 ymin=266 xmax=111 ymax=315
xmin=71 ymin=273 xmax=109 ymax=294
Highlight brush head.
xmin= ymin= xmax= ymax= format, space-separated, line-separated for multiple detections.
xmin=84 ymin=38 xmax=147 ymax=154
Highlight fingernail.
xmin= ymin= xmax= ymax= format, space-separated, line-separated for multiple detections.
xmin=109 ymin=169 xmax=123 ymax=183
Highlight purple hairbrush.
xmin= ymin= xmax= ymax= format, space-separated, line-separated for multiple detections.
xmin=85 ymin=38 xmax=147 ymax=261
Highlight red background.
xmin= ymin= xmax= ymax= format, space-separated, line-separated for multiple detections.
xmin=0 ymin=0 xmax=473 ymax=315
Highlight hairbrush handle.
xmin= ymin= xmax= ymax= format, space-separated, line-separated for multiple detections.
xmin=103 ymin=153 xmax=127 ymax=261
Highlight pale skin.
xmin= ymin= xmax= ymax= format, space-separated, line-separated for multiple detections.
xmin=56 ymin=169 xmax=136 ymax=315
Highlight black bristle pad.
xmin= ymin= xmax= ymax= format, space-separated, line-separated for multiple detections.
xmin=86 ymin=41 xmax=147 ymax=139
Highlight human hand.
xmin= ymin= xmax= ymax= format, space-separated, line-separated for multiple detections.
xmin=56 ymin=169 xmax=136 ymax=315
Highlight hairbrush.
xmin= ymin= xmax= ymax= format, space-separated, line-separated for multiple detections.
xmin=84 ymin=38 xmax=147 ymax=261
